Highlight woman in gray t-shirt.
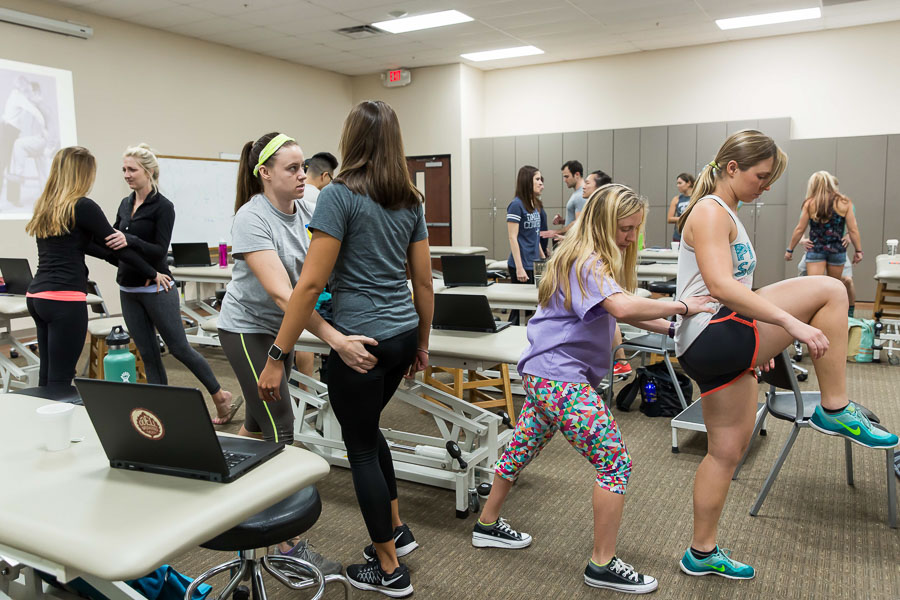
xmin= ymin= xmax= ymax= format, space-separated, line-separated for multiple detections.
xmin=258 ymin=102 xmax=433 ymax=597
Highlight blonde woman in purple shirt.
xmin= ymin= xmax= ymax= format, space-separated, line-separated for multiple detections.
xmin=471 ymin=184 xmax=712 ymax=594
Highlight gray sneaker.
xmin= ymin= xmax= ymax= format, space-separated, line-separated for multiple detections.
xmin=279 ymin=539 xmax=342 ymax=575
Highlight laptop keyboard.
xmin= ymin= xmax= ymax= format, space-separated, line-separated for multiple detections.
xmin=223 ymin=451 xmax=252 ymax=469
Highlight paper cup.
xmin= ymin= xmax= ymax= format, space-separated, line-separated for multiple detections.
xmin=36 ymin=403 xmax=75 ymax=451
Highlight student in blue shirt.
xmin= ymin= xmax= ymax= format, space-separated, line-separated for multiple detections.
xmin=507 ymin=165 xmax=546 ymax=283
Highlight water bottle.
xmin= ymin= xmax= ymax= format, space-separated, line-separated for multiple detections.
xmin=104 ymin=325 xmax=137 ymax=384
xmin=643 ymin=379 xmax=657 ymax=404
xmin=218 ymin=239 xmax=228 ymax=268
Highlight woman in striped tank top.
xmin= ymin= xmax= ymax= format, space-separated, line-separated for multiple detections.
xmin=673 ymin=130 xmax=897 ymax=581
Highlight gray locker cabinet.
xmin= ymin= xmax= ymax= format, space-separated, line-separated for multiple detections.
xmin=836 ymin=135 xmax=887 ymax=301
xmin=515 ymin=135 xmax=539 ymax=174
xmin=587 ymin=130 xmax=613 ymax=176
xmin=757 ymin=117 xmax=791 ymax=206
xmin=495 ymin=200 xmax=512 ymax=263
xmin=666 ymin=124 xmax=697 ymax=243
xmin=492 ymin=136 xmax=516 ymax=211
xmin=726 ymin=120 xmax=758 ymax=136
xmin=469 ymin=138 xmax=493 ymax=210
xmin=783 ymin=138 xmax=837 ymax=275
xmin=539 ymin=133 xmax=563 ymax=214
xmin=643 ymin=205 xmax=667 ymax=251
xmin=639 ymin=127 xmax=668 ymax=249
xmin=613 ymin=128 xmax=640 ymax=191
xmin=470 ymin=208 xmax=495 ymax=258
xmin=884 ymin=135 xmax=900 ymax=249
xmin=562 ymin=131 xmax=588 ymax=212
xmin=696 ymin=122 xmax=726 ymax=174
xmin=753 ymin=204 xmax=788 ymax=289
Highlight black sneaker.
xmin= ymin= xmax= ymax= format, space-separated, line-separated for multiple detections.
xmin=584 ymin=556 xmax=658 ymax=594
xmin=471 ymin=517 xmax=532 ymax=549
xmin=346 ymin=561 xmax=413 ymax=598
xmin=363 ymin=523 xmax=419 ymax=561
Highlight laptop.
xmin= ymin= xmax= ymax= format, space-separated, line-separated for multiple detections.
xmin=432 ymin=294 xmax=512 ymax=333
xmin=440 ymin=255 xmax=494 ymax=287
xmin=75 ymin=378 xmax=283 ymax=483
xmin=0 ymin=258 xmax=33 ymax=294
xmin=171 ymin=242 xmax=213 ymax=267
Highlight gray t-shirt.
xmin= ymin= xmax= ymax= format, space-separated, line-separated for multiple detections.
xmin=565 ymin=187 xmax=585 ymax=225
xmin=309 ymin=182 xmax=427 ymax=341
xmin=217 ymin=194 xmax=313 ymax=335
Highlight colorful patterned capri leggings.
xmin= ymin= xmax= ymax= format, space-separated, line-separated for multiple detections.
xmin=495 ymin=374 xmax=632 ymax=494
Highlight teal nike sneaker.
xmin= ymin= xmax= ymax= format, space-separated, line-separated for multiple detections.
xmin=809 ymin=403 xmax=899 ymax=449
xmin=680 ymin=547 xmax=755 ymax=580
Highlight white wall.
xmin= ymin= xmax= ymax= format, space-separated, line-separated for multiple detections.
xmin=480 ymin=21 xmax=900 ymax=140
xmin=0 ymin=0 xmax=352 ymax=319
xmin=351 ymin=64 xmax=467 ymax=245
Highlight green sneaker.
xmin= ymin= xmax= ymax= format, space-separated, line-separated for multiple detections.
xmin=680 ymin=547 xmax=754 ymax=580
xmin=809 ymin=403 xmax=898 ymax=449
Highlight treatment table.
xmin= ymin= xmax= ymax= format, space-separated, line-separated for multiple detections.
xmin=0 ymin=395 xmax=329 ymax=600
xmin=873 ymin=253 xmax=900 ymax=364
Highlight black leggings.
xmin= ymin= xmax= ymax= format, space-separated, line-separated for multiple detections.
xmin=507 ymin=267 xmax=535 ymax=325
xmin=120 ymin=289 xmax=221 ymax=394
xmin=26 ymin=297 xmax=87 ymax=387
xmin=327 ymin=327 xmax=417 ymax=544
xmin=219 ymin=329 xmax=294 ymax=444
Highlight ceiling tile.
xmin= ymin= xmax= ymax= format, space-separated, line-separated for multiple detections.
xmin=126 ymin=5 xmax=213 ymax=28
xmin=167 ymin=16 xmax=251 ymax=37
xmin=265 ymin=14 xmax=365 ymax=35
xmin=181 ymin=0 xmax=296 ymax=17
xmin=76 ymin=0 xmax=179 ymax=20
xmin=198 ymin=26 xmax=275 ymax=45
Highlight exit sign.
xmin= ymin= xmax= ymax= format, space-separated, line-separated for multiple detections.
xmin=382 ymin=68 xmax=411 ymax=88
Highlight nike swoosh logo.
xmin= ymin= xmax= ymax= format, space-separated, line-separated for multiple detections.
xmin=838 ymin=421 xmax=861 ymax=435
xmin=382 ymin=575 xmax=403 ymax=585
xmin=711 ymin=565 xmax=726 ymax=572
xmin=394 ymin=532 xmax=403 ymax=543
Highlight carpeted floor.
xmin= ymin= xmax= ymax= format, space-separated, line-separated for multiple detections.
xmin=78 ymin=338 xmax=900 ymax=600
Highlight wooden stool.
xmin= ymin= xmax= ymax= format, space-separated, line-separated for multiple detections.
xmin=423 ymin=364 xmax=515 ymax=418
xmin=86 ymin=317 xmax=147 ymax=382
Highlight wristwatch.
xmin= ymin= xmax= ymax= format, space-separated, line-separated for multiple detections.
xmin=267 ymin=343 xmax=288 ymax=361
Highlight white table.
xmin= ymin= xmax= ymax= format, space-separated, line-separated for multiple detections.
xmin=0 ymin=395 xmax=329 ymax=600
xmin=0 ymin=294 xmax=104 ymax=392
xmin=639 ymin=248 xmax=679 ymax=264
xmin=429 ymin=246 xmax=488 ymax=257
xmin=637 ymin=262 xmax=678 ymax=283
xmin=434 ymin=281 xmax=650 ymax=311
xmin=172 ymin=265 xmax=233 ymax=344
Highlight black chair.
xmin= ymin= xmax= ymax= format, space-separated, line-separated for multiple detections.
xmin=646 ymin=279 xmax=676 ymax=296
xmin=11 ymin=384 xmax=82 ymax=405
xmin=185 ymin=486 xmax=349 ymax=600
xmin=744 ymin=350 xmax=897 ymax=528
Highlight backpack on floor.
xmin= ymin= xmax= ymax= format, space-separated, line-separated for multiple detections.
xmin=615 ymin=362 xmax=694 ymax=417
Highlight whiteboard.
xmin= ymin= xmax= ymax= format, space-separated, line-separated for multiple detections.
xmin=157 ymin=156 xmax=238 ymax=245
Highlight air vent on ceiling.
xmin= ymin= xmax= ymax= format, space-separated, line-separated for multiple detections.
xmin=336 ymin=25 xmax=382 ymax=39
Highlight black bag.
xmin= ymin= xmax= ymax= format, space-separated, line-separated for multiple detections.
xmin=615 ymin=362 xmax=694 ymax=417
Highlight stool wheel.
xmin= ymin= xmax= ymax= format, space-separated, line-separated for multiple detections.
xmin=233 ymin=585 xmax=249 ymax=600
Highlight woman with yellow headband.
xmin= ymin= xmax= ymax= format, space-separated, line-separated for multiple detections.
xmin=257 ymin=101 xmax=433 ymax=598
xmin=216 ymin=131 xmax=377 ymax=575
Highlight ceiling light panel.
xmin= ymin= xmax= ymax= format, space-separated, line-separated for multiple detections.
xmin=372 ymin=10 xmax=473 ymax=34
xmin=461 ymin=45 xmax=544 ymax=61
xmin=716 ymin=7 xmax=821 ymax=30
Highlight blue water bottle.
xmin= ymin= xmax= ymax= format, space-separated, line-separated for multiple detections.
xmin=643 ymin=379 xmax=657 ymax=405
xmin=104 ymin=326 xmax=137 ymax=384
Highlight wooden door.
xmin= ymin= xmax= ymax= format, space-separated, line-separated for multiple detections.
xmin=407 ymin=155 xmax=451 ymax=269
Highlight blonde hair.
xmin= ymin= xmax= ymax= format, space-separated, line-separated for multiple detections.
xmin=537 ymin=183 xmax=646 ymax=310
xmin=123 ymin=143 xmax=160 ymax=191
xmin=26 ymin=146 xmax=96 ymax=238
xmin=678 ymin=129 xmax=787 ymax=232
xmin=805 ymin=170 xmax=844 ymax=222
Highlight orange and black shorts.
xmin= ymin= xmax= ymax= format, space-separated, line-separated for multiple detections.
xmin=677 ymin=306 xmax=759 ymax=397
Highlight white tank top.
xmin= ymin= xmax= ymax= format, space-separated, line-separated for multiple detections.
xmin=674 ymin=195 xmax=756 ymax=355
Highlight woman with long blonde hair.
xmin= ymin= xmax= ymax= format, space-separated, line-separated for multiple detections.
xmin=674 ymin=131 xmax=895 ymax=581
xmin=25 ymin=146 xmax=170 ymax=389
xmin=257 ymin=101 xmax=433 ymax=597
xmin=470 ymin=184 xmax=712 ymax=595
xmin=786 ymin=170 xmax=862 ymax=280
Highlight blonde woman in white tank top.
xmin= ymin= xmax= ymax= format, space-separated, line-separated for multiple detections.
xmin=673 ymin=130 xmax=897 ymax=581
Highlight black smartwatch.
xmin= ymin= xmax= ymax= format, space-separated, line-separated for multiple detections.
xmin=267 ymin=343 xmax=288 ymax=361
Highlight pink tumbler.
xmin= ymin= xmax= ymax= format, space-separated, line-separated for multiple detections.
xmin=218 ymin=240 xmax=228 ymax=268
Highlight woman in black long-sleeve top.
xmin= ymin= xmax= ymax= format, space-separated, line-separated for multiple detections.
xmin=25 ymin=146 xmax=171 ymax=389
xmin=104 ymin=144 xmax=236 ymax=422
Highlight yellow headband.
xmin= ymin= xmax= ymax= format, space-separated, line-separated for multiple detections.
xmin=708 ymin=160 xmax=720 ymax=171
xmin=253 ymin=134 xmax=295 ymax=177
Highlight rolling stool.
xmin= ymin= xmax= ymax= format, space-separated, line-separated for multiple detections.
xmin=646 ymin=279 xmax=676 ymax=297
xmin=186 ymin=486 xmax=350 ymax=600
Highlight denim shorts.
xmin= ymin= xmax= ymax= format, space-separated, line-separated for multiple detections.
xmin=805 ymin=250 xmax=847 ymax=266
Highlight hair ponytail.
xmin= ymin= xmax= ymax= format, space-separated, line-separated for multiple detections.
xmin=123 ymin=143 xmax=160 ymax=192
xmin=677 ymin=129 xmax=787 ymax=233
xmin=234 ymin=131 xmax=299 ymax=213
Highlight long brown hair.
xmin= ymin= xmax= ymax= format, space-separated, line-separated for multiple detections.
xmin=678 ymin=129 xmax=787 ymax=232
xmin=538 ymin=184 xmax=645 ymax=308
xmin=234 ymin=132 xmax=299 ymax=213
xmin=26 ymin=146 xmax=96 ymax=238
xmin=515 ymin=165 xmax=543 ymax=212
xmin=333 ymin=100 xmax=422 ymax=210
